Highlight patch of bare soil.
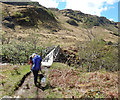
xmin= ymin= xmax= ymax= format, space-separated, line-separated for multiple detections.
xmin=0 ymin=64 xmax=12 ymax=71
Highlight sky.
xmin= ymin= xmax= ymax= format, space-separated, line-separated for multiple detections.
xmin=31 ymin=0 xmax=119 ymax=22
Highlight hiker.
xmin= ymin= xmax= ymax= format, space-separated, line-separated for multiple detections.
xmin=29 ymin=53 xmax=42 ymax=86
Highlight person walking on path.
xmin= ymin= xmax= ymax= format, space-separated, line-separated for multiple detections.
xmin=29 ymin=53 xmax=42 ymax=86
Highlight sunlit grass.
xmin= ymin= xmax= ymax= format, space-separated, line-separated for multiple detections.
xmin=0 ymin=65 xmax=30 ymax=98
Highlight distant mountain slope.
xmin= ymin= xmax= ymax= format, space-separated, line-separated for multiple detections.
xmin=1 ymin=2 xmax=118 ymax=50
xmin=50 ymin=8 xmax=118 ymax=36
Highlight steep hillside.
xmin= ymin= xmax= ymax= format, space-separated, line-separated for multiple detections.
xmin=50 ymin=8 xmax=118 ymax=38
xmin=1 ymin=2 xmax=118 ymax=68
xmin=2 ymin=2 xmax=58 ymax=28
xmin=60 ymin=9 xmax=118 ymax=35
xmin=1 ymin=2 xmax=118 ymax=47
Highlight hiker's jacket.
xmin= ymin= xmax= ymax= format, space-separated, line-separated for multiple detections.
xmin=32 ymin=55 xmax=42 ymax=70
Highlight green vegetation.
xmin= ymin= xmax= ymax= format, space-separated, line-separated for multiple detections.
xmin=0 ymin=65 xmax=30 ymax=98
xmin=2 ymin=43 xmax=43 ymax=64
xmin=43 ymin=8 xmax=55 ymax=20
xmin=11 ymin=6 xmax=58 ymax=28
xmin=62 ymin=9 xmax=118 ymax=32
xmin=83 ymin=17 xmax=100 ymax=28
xmin=27 ymin=2 xmax=41 ymax=6
xmin=14 ymin=11 xmax=23 ymax=18
xmin=24 ymin=16 xmax=30 ymax=22
xmin=2 ymin=2 xmax=40 ymax=6
xmin=50 ymin=62 xmax=70 ymax=70
xmin=46 ymin=89 xmax=63 ymax=98
xmin=2 ymin=11 xmax=8 ymax=18
xmin=1 ymin=29 xmax=47 ymax=64
xmin=77 ymin=39 xmax=118 ymax=72
xmin=102 ymin=24 xmax=118 ymax=36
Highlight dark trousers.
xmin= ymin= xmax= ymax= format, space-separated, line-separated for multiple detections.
xmin=32 ymin=70 xmax=39 ymax=86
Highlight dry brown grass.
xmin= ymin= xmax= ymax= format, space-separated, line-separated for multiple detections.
xmin=48 ymin=67 xmax=118 ymax=98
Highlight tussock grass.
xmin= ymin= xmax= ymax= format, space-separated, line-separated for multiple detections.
xmin=46 ymin=62 xmax=118 ymax=98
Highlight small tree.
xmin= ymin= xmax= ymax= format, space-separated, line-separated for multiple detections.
xmin=78 ymin=39 xmax=118 ymax=72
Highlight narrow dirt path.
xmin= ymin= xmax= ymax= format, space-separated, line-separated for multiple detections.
xmin=14 ymin=67 xmax=49 ymax=98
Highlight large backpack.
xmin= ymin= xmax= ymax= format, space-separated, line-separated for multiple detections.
xmin=32 ymin=55 xmax=42 ymax=70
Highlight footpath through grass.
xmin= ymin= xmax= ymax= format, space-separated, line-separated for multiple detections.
xmin=0 ymin=64 xmax=30 ymax=98
xmin=0 ymin=63 xmax=118 ymax=98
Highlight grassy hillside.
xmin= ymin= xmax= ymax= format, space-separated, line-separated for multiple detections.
xmin=0 ymin=1 xmax=119 ymax=99
xmin=0 ymin=64 xmax=30 ymax=98
xmin=59 ymin=9 xmax=118 ymax=34
xmin=2 ymin=2 xmax=58 ymax=28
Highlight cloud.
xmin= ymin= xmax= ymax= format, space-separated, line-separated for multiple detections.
xmin=106 ymin=0 xmax=119 ymax=4
xmin=31 ymin=0 xmax=59 ymax=8
xmin=31 ymin=0 xmax=119 ymax=16
xmin=109 ymin=18 xmax=114 ymax=21
xmin=65 ymin=0 xmax=119 ymax=16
